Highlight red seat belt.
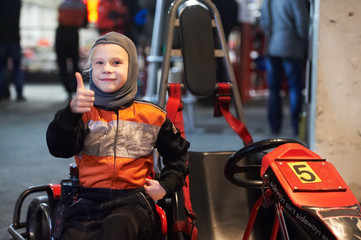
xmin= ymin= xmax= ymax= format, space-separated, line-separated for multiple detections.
xmin=166 ymin=84 xmax=185 ymax=137
xmin=214 ymin=83 xmax=253 ymax=146
xmin=166 ymin=83 xmax=198 ymax=240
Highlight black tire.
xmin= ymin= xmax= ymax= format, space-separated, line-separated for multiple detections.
xmin=26 ymin=196 xmax=52 ymax=240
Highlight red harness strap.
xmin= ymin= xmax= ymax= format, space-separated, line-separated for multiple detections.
xmin=214 ymin=83 xmax=253 ymax=146
xmin=166 ymin=84 xmax=185 ymax=137
xmin=166 ymin=83 xmax=198 ymax=240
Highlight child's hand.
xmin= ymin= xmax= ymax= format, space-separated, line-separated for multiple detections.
xmin=70 ymin=72 xmax=95 ymax=114
xmin=144 ymin=178 xmax=166 ymax=201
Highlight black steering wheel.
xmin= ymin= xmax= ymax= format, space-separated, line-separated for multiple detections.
xmin=224 ymin=138 xmax=306 ymax=189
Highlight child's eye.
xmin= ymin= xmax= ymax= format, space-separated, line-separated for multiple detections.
xmin=94 ymin=60 xmax=103 ymax=65
xmin=112 ymin=59 xmax=124 ymax=65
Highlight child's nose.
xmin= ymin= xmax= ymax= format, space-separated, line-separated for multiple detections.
xmin=103 ymin=63 xmax=113 ymax=72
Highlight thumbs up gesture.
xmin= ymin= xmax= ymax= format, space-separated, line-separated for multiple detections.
xmin=70 ymin=72 xmax=95 ymax=114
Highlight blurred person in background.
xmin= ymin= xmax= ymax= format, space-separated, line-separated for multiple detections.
xmin=212 ymin=0 xmax=239 ymax=41
xmin=0 ymin=0 xmax=25 ymax=101
xmin=123 ymin=0 xmax=141 ymax=44
xmin=212 ymin=0 xmax=239 ymax=85
xmin=97 ymin=0 xmax=138 ymax=42
xmin=55 ymin=0 xmax=88 ymax=100
xmin=259 ymin=0 xmax=309 ymax=136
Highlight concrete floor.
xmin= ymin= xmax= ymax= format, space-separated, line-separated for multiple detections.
xmin=0 ymin=83 xmax=297 ymax=240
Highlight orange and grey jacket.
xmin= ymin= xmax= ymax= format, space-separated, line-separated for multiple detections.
xmin=46 ymin=99 xmax=189 ymax=194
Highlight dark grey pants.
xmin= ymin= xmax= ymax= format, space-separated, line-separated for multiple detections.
xmin=54 ymin=187 xmax=163 ymax=240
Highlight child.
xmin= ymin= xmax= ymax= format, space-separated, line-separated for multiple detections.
xmin=46 ymin=32 xmax=189 ymax=240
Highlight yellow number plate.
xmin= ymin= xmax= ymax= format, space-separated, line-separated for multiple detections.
xmin=287 ymin=162 xmax=322 ymax=184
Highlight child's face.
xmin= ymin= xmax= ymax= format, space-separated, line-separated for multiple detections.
xmin=91 ymin=44 xmax=129 ymax=93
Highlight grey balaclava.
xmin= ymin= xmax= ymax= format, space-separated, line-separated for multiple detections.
xmin=89 ymin=32 xmax=138 ymax=109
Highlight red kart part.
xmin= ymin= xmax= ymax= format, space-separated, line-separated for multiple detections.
xmin=225 ymin=139 xmax=361 ymax=239
xmin=261 ymin=143 xmax=359 ymax=208
xmin=257 ymin=143 xmax=361 ymax=239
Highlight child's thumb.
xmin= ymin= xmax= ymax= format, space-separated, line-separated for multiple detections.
xmin=75 ymin=72 xmax=85 ymax=90
xmin=144 ymin=178 xmax=151 ymax=185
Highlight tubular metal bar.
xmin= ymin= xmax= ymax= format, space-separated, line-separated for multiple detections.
xmin=242 ymin=195 xmax=264 ymax=240
xmin=144 ymin=0 xmax=168 ymax=101
xmin=8 ymin=185 xmax=53 ymax=240
xmin=8 ymin=224 xmax=26 ymax=240
xmin=158 ymin=0 xmax=186 ymax=108
xmin=275 ymin=202 xmax=290 ymax=240
xmin=172 ymin=190 xmax=180 ymax=221
xmin=204 ymin=0 xmax=246 ymax=123
xmin=242 ymin=189 xmax=273 ymax=240
xmin=270 ymin=216 xmax=280 ymax=240
xmin=157 ymin=0 xmax=246 ymax=123
xmin=11 ymin=185 xmax=50 ymax=229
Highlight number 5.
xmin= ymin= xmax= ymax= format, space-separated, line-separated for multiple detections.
xmin=287 ymin=162 xmax=321 ymax=184
xmin=293 ymin=164 xmax=316 ymax=182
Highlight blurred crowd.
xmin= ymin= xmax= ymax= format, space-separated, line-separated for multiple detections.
xmin=0 ymin=0 xmax=309 ymax=137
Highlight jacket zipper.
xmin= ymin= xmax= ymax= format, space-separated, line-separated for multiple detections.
xmin=112 ymin=110 xmax=119 ymax=188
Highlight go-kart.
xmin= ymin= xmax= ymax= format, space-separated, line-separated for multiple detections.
xmin=224 ymin=138 xmax=361 ymax=240
xmin=8 ymin=1 xmax=361 ymax=240
xmin=8 ymin=164 xmax=169 ymax=240
xmin=8 ymin=1 xmax=235 ymax=239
